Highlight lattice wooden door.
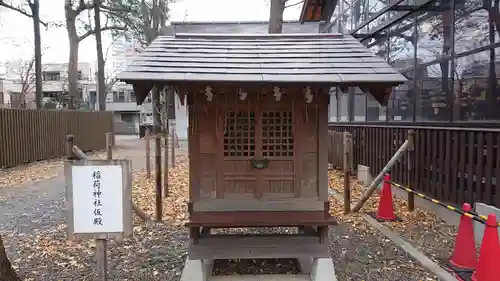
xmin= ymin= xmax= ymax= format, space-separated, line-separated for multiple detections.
xmin=222 ymin=107 xmax=294 ymax=199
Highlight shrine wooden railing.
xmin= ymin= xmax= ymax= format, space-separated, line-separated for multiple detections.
xmin=328 ymin=123 xmax=500 ymax=208
xmin=0 ymin=108 xmax=113 ymax=168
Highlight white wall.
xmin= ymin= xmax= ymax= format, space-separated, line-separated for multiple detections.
xmin=175 ymin=94 xmax=188 ymax=140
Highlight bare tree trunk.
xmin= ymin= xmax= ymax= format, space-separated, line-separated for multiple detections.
xmin=0 ymin=235 xmax=20 ymax=281
xmin=268 ymin=0 xmax=285 ymax=33
xmin=65 ymin=9 xmax=79 ymax=110
xmin=94 ymin=0 xmax=107 ymax=111
xmin=30 ymin=0 xmax=43 ymax=109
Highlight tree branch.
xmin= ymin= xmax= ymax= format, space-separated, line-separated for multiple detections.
xmin=284 ymin=0 xmax=304 ymax=8
xmin=75 ymin=0 xmax=93 ymax=15
xmin=78 ymin=24 xmax=127 ymax=42
xmin=0 ymin=0 xmax=48 ymax=27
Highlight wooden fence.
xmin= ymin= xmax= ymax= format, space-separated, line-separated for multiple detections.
xmin=0 ymin=108 xmax=113 ymax=168
xmin=328 ymin=124 xmax=500 ymax=208
xmin=328 ymin=131 xmax=345 ymax=170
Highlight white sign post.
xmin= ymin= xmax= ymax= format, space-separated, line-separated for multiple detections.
xmin=65 ymin=159 xmax=132 ymax=280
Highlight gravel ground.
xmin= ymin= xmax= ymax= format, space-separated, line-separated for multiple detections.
xmin=327 ymin=198 xmax=439 ymax=281
xmin=210 ymin=221 xmax=438 ymax=281
xmin=1 ymin=140 xmax=441 ymax=281
xmin=3 ymin=220 xmax=189 ymax=281
xmin=329 ymin=170 xmax=459 ymax=275
xmin=1 ymin=136 xmax=190 ymax=281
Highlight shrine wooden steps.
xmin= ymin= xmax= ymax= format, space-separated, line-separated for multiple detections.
xmin=188 ymin=234 xmax=330 ymax=260
xmin=186 ymin=211 xmax=338 ymax=228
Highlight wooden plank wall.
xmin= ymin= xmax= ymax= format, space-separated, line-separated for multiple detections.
xmin=0 ymin=108 xmax=113 ymax=168
xmin=327 ymin=131 xmax=345 ymax=170
xmin=328 ymin=125 xmax=500 ymax=208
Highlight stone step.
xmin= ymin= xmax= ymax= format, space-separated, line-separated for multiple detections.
xmin=209 ymin=275 xmax=311 ymax=281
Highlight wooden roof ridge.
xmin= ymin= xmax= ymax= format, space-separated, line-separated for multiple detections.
xmin=117 ymin=32 xmax=407 ymax=105
xmin=171 ymin=32 xmax=344 ymax=39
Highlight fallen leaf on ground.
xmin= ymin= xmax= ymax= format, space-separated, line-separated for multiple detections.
xmin=328 ymin=169 xmax=457 ymax=265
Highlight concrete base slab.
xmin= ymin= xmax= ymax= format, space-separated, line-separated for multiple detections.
xmin=297 ymin=257 xmax=313 ymax=274
xmin=473 ymin=202 xmax=500 ymax=244
xmin=180 ymin=258 xmax=211 ymax=281
xmin=310 ymin=258 xmax=337 ymax=281
xmin=209 ymin=275 xmax=311 ymax=281
xmin=357 ymin=165 xmax=371 ymax=185
xmin=182 ymin=256 xmax=333 ymax=281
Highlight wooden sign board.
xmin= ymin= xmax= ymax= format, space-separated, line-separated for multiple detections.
xmin=64 ymin=159 xmax=133 ymax=241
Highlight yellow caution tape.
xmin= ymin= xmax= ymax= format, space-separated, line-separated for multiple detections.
xmin=387 ymin=180 xmax=500 ymax=227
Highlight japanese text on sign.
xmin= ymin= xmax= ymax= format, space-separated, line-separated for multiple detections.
xmin=92 ymin=170 xmax=103 ymax=226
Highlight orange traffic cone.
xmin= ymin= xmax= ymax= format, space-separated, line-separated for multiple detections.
xmin=472 ymin=213 xmax=500 ymax=281
xmin=374 ymin=174 xmax=399 ymax=222
xmin=447 ymin=203 xmax=477 ymax=271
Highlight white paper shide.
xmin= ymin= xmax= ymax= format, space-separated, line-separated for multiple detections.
xmin=71 ymin=165 xmax=124 ymax=233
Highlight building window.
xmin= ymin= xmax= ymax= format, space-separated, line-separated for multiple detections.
xmin=89 ymin=91 xmax=97 ymax=104
xmin=262 ymin=111 xmax=293 ymax=157
xmin=112 ymin=91 xmax=118 ymax=102
xmin=130 ymin=91 xmax=136 ymax=102
xmin=77 ymin=71 xmax=83 ymax=80
xmin=224 ymin=111 xmax=256 ymax=157
xmin=43 ymin=71 xmax=60 ymax=81
xmin=121 ymin=113 xmax=134 ymax=123
xmin=118 ymin=91 xmax=125 ymax=102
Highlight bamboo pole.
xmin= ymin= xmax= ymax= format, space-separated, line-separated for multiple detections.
xmin=351 ymin=139 xmax=411 ymax=213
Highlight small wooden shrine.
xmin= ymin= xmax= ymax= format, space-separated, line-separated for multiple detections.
xmin=118 ymin=32 xmax=406 ymax=280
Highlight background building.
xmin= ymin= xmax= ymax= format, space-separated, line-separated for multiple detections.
xmin=0 ymin=61 xmax=96 ymax=109
xmin=299 ymin=0 xmax=500 ymax=209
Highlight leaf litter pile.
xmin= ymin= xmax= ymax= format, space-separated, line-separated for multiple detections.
xmin=0 ymin=150 xmax=109 ymax=189
xmin=1 ymin=147 xmax=449 ymax=281
xmin=328 ymin=169 xmax=458 ymax=272
xmin=327 ymin=189 xmax=438 ymax=279
xmin=3 ymin=156 xmax=190 ymax=281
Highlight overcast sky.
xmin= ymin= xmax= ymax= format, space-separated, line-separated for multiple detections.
xmin=0 ymin=0 xmax=303 ymax=65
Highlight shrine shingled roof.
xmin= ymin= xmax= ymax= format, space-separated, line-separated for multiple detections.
xmin=117 ymin=33 xmax=407 ymax=86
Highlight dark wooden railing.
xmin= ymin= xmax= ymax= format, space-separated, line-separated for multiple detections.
xmin=0 ymin=109 xmax=113 ymax=168
xmin=328 ymin=124 xmax=500 ymax=208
